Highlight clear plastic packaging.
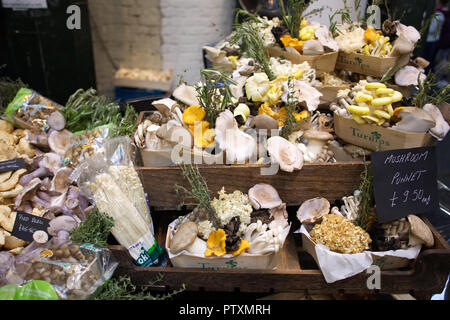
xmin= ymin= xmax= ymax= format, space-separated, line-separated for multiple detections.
xmin=63 ymin=125 xmax=111 ymax=168
xmin=75 ymin=136 xmax=167 ymax=267
xmin=0 ymin=239 xmax=118 ymax=300
xmin=5 ymin=88 xmax=63 ymax=132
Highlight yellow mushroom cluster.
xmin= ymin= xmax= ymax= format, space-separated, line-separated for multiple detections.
xmin=280 ymin=19 xmax=318 ymax=53
xmin=362 ymin=26 xmax=392 ymax=57
xmin=183 ymin=105 xmax=215 ymax=149
xmin=346 ymin=82 xmax=403 ymax=126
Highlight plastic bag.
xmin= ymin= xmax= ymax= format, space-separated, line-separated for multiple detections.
xmin=63 ymin=125 xmax=111 ymax=168
xmin=0 ymin=239 xmax=118 ymax=300
xmin=75 ymin=136 xmax=167 ymax=267
xmin=5 ymin=88 xmax=63 ymax=132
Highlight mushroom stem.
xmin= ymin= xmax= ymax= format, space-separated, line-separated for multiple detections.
xmin=19 ymin=167 xmax=49 ymax=186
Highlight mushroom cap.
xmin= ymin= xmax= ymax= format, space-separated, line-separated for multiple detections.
xmin=248 ymin=184 xmax=283 ymax=210
xmin=393 ymin=107 xmax=436 ymax=133
xmin=296 ymin=197 xmax=330 ymax=224
xmin=172 ymin=83 xmax=200 ymax=107
xmin=50 ymin=167 xmax=73 ymax=194
xmin=281 ymin=80 xmax=322 ymax=112
xmin=14 ymin=178 xmax=41 ymax=208
xmin=303 ymin=129 xmax=334 ymax=141
xmin=166 ymin=125 xmax=193 ymax=148
xmin=48 ymin=129 xmax=72 ymax=155
xmin=414 ymin=57 xmax=430 ymax=70
xmin=407 ymin=214 xmax=434 ymax=247
xmin=395 ymin=66 xmax=426 ymax=86
xmin=249 ymin=114 xmax=279 ymax=130
xmin=267 ymin=136 xmax=304 ymax=172
xmin=47 ymin=215 xmax=78 ymax=237
xmin=315 ymin=25 xmax=338 ymax=51
xmin=152 ymin=98 xmax=176 ymax=116
xmin=41 ymin=152 xmax=63 ymax=174
xmin=302 ymin=39 xmax=325 ymax=56
xmin=170 ymin=221 xmax=198 ymax=254
xmin=423 ymin=103 xmax=450 ymax=139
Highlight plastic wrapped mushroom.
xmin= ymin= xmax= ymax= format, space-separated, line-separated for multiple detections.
xmin=296 ymin=197 xmax=330 ymax=224
xmin=248 ymin=184 xmax=282 ymax=210
xmin=267 ymin=136 xmax=304 ymax=173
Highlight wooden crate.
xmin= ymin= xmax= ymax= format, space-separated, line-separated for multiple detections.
xmin=110 ymin=213 xmax=450 ymax=297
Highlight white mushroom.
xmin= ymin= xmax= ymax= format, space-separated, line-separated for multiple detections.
xmin=267 ymin=136 xmax=304 ymax=172
xmin=392 ymin=107 xmax=436 ymax=133
xmin=281 ymin=80 xmax=322 ymax=112
xmin=396 ymin=23 xmax=421 ymax=44
xmin=152 ymin=98 xmax=176 ymax=117
xmin=302 ymin=40 xmax=324 ymax=56
xmin=296 ymin=197 xmax=330 ymax=224
xmin=172 ymin=83 xmax=200 ymax=106
xmin=394 ymin=66 xmax=426 ymax=86
xmin=315 ymin=25 xmax=339 ymax=51
xmin=215 ymin=110 xmax=256 ymax=163
xmin=248 ymin=184 xmax=282 ymax=210
xmin=422 ymin=103 xmax=450 ymax=140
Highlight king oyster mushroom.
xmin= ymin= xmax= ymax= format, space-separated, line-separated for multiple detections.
xmin=407 ymin=214 xmax=434 ymax=248
xmin=392 ymin=107 xmax=436 ymax=133
xmin=248 ymin=184 xmax=282 ymax=210
xmin=296 ymin=197 xmax=330 ymax=224
xmin=172 ymin=83 xmax=200 ymax=107
xmin=267 ymin=136 xmax=304 ymax=173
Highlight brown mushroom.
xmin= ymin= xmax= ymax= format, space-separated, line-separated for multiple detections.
xmin=170 ymin=221 xmax=198 ymax=254
xmin=249 ymin=114 xmax=279 ymax=131
xmin=46 ymin=111 xmax=66 ymax=131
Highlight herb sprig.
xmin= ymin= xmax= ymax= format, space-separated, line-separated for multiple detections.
xmin=354 ymin=163 xmax=377 ymax=231
xmin=69 ymin=209 xmax=114 ymax=247
xmin=413 ymin=66 xmax=450 ymax=108
xmin=280 ymin=78 xmax=301 ymax=139
xmin=175 ymin=163 xmax=221 ymax=228
xmin=195 ymin=69 xmax=236 ymax=127
xmin=92 ymin=274 xmax=186 ymax=300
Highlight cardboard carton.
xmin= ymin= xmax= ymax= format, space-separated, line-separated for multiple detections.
xmin=335 ymin=52 xmax=408 ymax=77
xmin=268 ymin=47 xmax=339 ymax=73
xmin=333 ymin=113 xmax=435 ymax=151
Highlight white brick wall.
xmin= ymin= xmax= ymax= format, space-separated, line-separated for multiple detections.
xmin=160 ymin=0 xmax=236 ymax=88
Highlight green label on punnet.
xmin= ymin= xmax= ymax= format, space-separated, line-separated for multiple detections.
xmin=0 ymin=281 xmax=58 ymax=300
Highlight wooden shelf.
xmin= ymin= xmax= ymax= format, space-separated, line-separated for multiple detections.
xmin=110 ymin=212 xmax=450 ymax=297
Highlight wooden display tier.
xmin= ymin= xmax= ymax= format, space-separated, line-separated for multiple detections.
xmin=110 ymin=211 xmax=450 ymax=298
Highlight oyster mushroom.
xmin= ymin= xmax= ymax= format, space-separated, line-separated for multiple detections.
xmin=166 ymin=125 xmax=194 ymax=148
xmin=422 ymin=103 xmax=450 ymax=140
xmin=41 ymin=152 xmax=63 ymax=175
xmin=170 ymin=221 xmax=198 ymax=254
xmin=248 ymin=184 xmax=282 ymax=210
xmin=392 ymin=107 xmax=436 ymax=133
xmin=14 ymin=178 xmax=41 ymax=209
xmin=390 ymin=34 xmax=414 ymax=57
xmin=46 ymin=111 xmax=66 ymax=131
xmin=396 ymin=23 xmax=421 ymax=44
xmin=172 ymin=83 xmax=200 ymax=106
xmin=302 ymin=39 xmax=324 ymax=55
xmin=47 ymin=215 xmax=78 ymax=237
xmin=50 ymin=167 xmax=73 ymax=194
xmin=407 ymin=214 xmax=434 ymax=248
xmin=267 ymin=136 xmax=304 ymax=172
xmin=281 ymin=80 xmax=322 ymax=112
xmin=269 ymin=203 xmax=289 ymax=229
xmin=302 ymin=129 xmax=334 ymax=162
xmin=296 ymin=197 xmax=330 ymax=224
xmin=48 ymin=129 xmax=72 ymax=155
xmin=394 ymin=66 xmax=426 ymax=86
xmin=215 ymin=110 xmax=257 ymax=163
xmin=315 ymin=25 xmax=338 ymax=51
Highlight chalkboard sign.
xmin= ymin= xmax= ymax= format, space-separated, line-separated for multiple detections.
xmin=372 ymin=146 xmax=439 ymax=223
xmin=11 ymin=212 xmax=50 ymax=242
xmin=0 ymin=158 xmax=25 ymax=173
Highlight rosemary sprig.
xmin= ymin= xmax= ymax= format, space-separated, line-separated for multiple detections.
xmin=69 ymin=209 xmax=114 ymax=247
xmin=354 ymin=163 xmax=377 ymax=232
xmin=230 ymin=22 xmax=276 ymax=80
xmin=278 ymin=0 xmax=321 ymax=39
xmin=195 ymin=68 xmax=236 ymax=127
xmin=175 ymin=163 xmax=221 ymax=228
xmin=92 ymin=274 xmax=186 ymax=300
xmin=280 ymin=78 xmax=300 ymax=139
xmin=412 ymin=67 xmax=450 ymax=108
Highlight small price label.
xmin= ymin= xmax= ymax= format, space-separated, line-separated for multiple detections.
xmin=372 ymin=147 xmax=439 ymax=223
